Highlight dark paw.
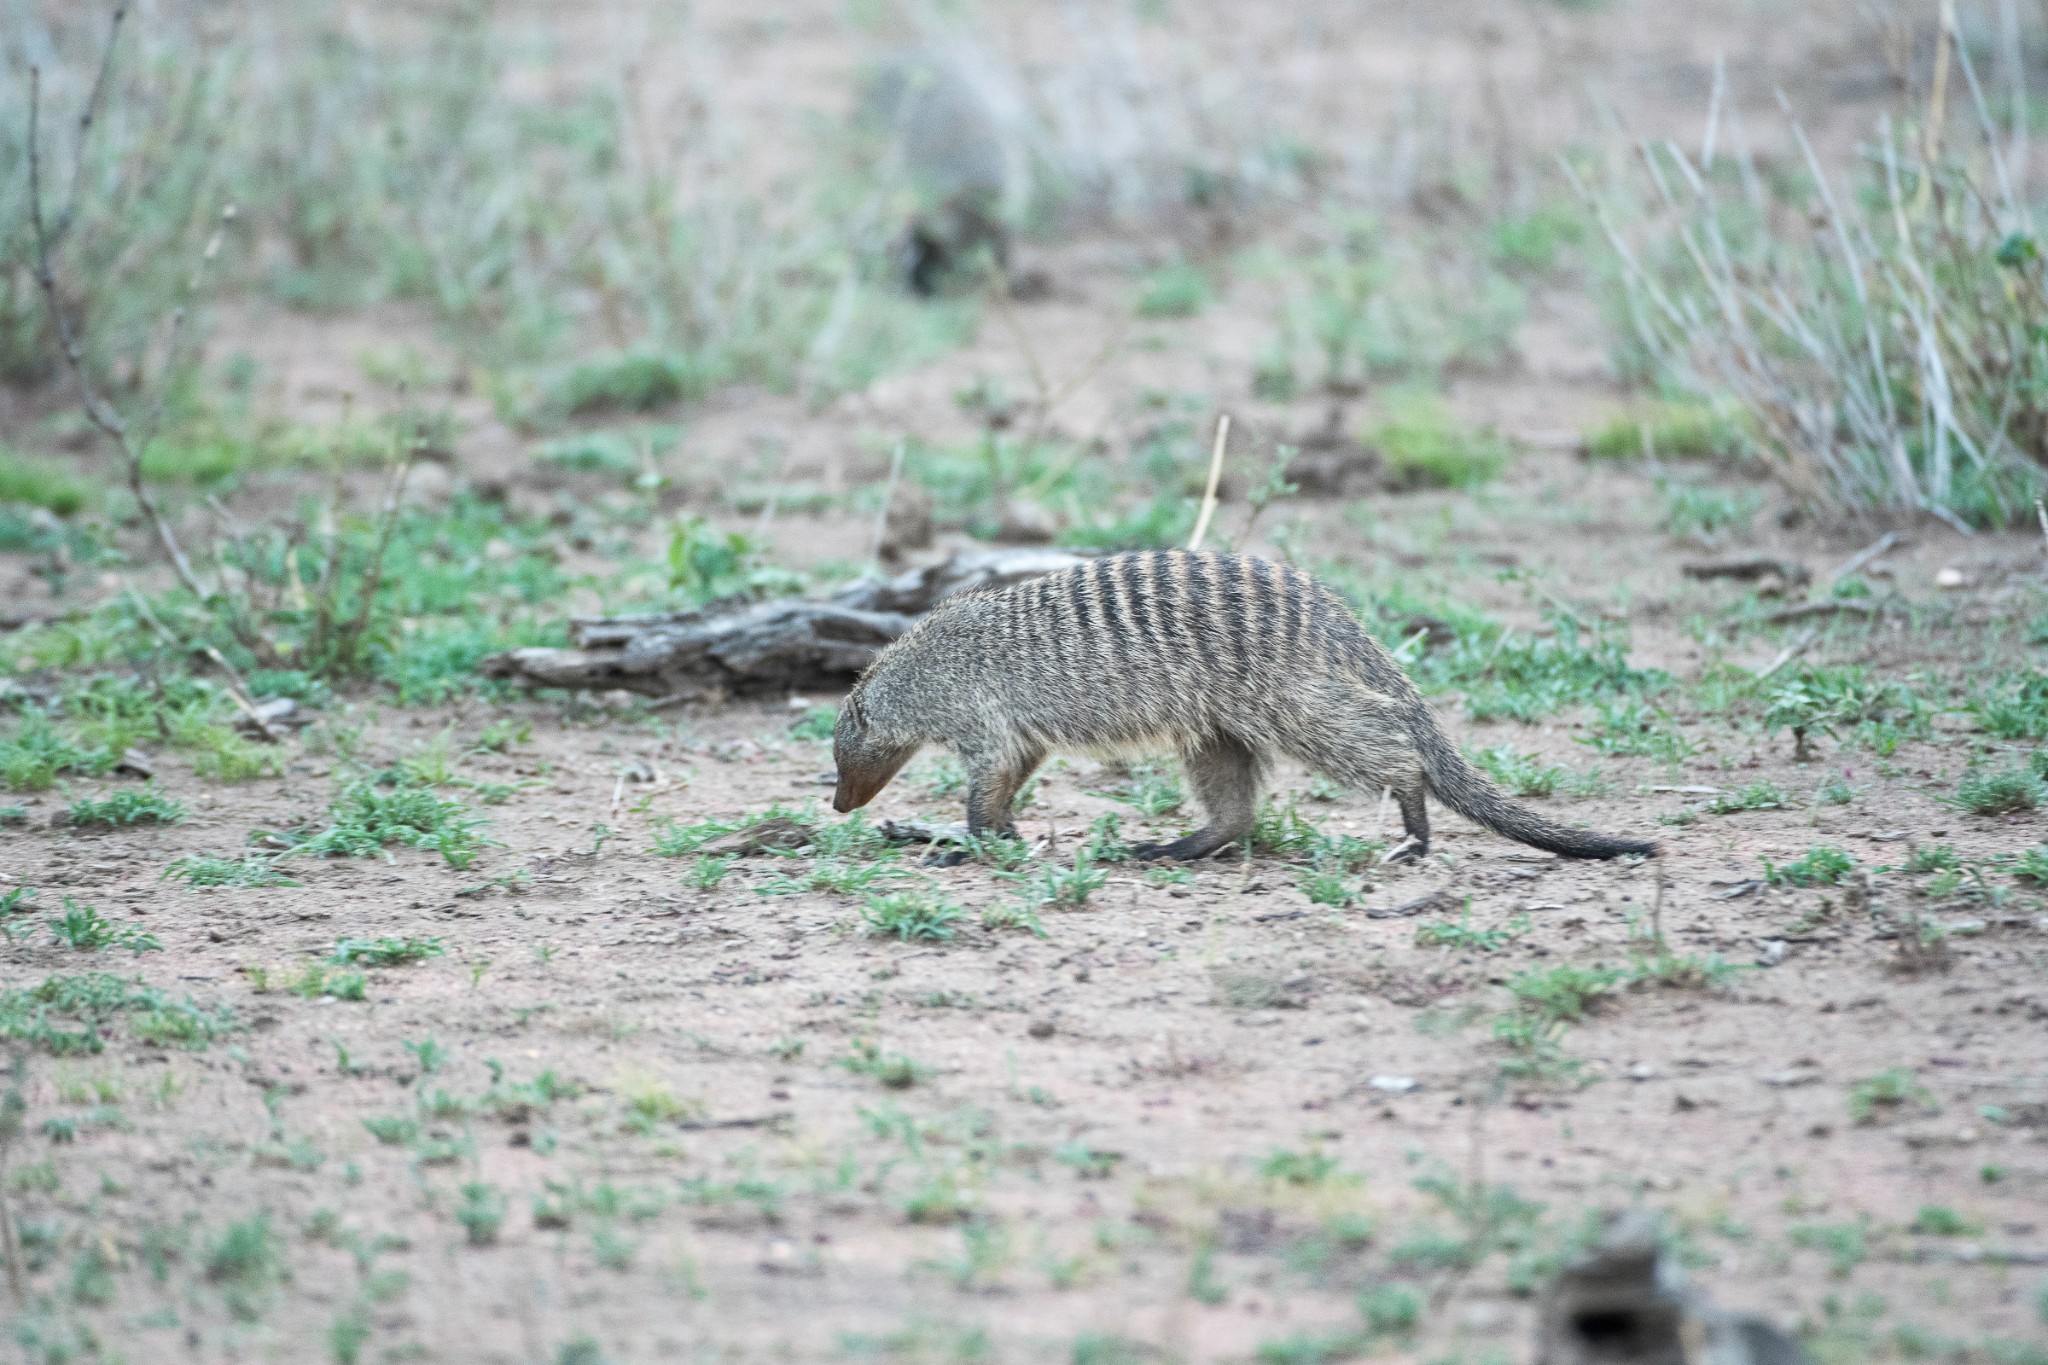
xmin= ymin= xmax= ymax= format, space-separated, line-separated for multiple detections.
xmin=921 ymin=849 xmax=970 ymax=868
xmin=1129 ymin=841 xmax=1174 ymax=862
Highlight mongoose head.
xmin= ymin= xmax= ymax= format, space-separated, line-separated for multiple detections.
xmin=831 ymin=684 xmax=919 ymax=813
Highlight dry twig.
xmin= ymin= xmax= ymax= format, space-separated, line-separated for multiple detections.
xmin=25 ymin=7 xmax=223 ymax=600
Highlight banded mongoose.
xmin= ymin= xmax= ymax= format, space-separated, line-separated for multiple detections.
xmin=862 ymin=54 xmax=1014 ymax=295
xmin=832 ymin=550 xmax=1659 ymax=861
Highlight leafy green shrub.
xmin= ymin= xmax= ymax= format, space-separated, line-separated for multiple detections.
xmin=65 ymin=789 xmax=186 ymax=828
xmin=1763 ymin=846 xmax=1856 ymax=887
xmin=0 ymin=450 xmax=89 ymax=515
xmin=1136 ymin=263 xmax=1209 ymax=318
xmin=1365 ymin=389 xmax=1507 ymax=489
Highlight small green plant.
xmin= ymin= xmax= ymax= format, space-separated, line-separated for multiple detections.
xmin=0 ymin=449 xmax=90 ymax=513
xmin=683 ymin=854 xmax=735 ymax=891
xmin=48 ymin=899 xmax=160 ymax=954
xmin=2013 ymin=846 xmax=2048 ymax=885
xmin=1849 ymin=1068 xmax=1932 ymax=1124
xmin=1102 ymin=762 xmax=1183 ymax=817
xmin=1470 ymin=746 xmax=1567 ymax=798
xmin=292 ymin=783 xmax=496 ymax=869
xmin=1705 ymin=780 xmax=1788 ymax=814
xmin=1955 ymin=765 xmax=2045 ymax=816
xmin=403 ymin=1038 xmax=448 ymax=1075
xmin=455 ymin=1182 xmax=506 ymax=1246
xmin=551 ymin=348 xmax=707 ymax=415
xmin=1762 ymin=846 xmax=1856 ymax=888
xmin=859 ymin=890 xmax=966 ymax=942
xmin=1136 ymin=262 xmax=1209 ymax=319
xmin=1249 ymin=796 xmax=1322 ymax=857
xmin=1366 ymin=388 xmax=1506 ymax=489
xmin=1507 ymin=963 xmax=1623 ymax=1023
xmin=1298 ymin=865 xmax=1361 ymax=908
xmin=204 ymin=1210 xmax=285 ymax=1320
xmin=0 ymin=885 xmax=38 ymax=942
xmin=788 ymin=705 xmax=837 ymax=741
xmin=331 ymin=936 xmax=444 ymax=967
xmin=1578 ymin=698 xmax=1696 ymax=764
xmin=65 ymin=788 xmax=186 ymax=827
xmin=980 ymin=902 xmax=1047 ymax=937
xmin=362 ymin=1115 xmax=419 ymax=1146
xmin=1792 ymin=1220 xmax=1869 ymax=1277
xmin=1910 ymin=1205 xmax=1982 ymax=1237
xmin=164 ymin=854 xmax=300 ymax=888
xmin=1259 ymin=1148 xmax=1344 ymax=1187
xmin=0 ymin=715 xmax=112 ymax=791
xmin=1586 ymin=400 xmax=1744 ymax=462
xmin=838 ymin=1040 xmax=929 ymax=1090
xmin=650 ymin=816 xmax=745 ymax=857
xmin=1416 ymin=911 xmax=1529 ymax=953
xmin=1013 ymin=849 xmax=1108 ymax=908
xmin=1657 ymin=478 xmax=1761 ymax=538
xmin=1357 ymin=1283 xmax=1423 ymax=1338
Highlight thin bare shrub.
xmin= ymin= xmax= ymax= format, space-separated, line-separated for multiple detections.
xmin=1575 ymin=13 xmax=2048 ymax=527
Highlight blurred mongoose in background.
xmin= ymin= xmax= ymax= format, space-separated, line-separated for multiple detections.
xmin=833 ymin=550 xmax=1659 ymax=861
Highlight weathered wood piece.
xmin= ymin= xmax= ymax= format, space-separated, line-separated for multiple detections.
xmin=481 ymin=548 xmax=1085 ymax=699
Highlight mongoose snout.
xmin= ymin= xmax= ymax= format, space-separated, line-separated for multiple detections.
xmin=832 ymin=550 xmax=1658 ymax=862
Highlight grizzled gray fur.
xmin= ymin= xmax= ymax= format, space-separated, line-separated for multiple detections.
xmin=833 ymin=550 xmax=1657 ymax=862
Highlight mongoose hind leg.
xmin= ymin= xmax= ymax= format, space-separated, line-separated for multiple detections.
xmin=1131 ymin=734 xmax=1259 ymax=862
xmin=1385 ymin=784 xmax=1430 ymax=863
xmin=962 ymin=747 xmax=1046 ymax=841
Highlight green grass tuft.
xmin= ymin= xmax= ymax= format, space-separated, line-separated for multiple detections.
xmin=1762 ymin=846 xmax=1856 ymax=887
xmin=0 ymin=449 xmax=90 ymax=515
xmin=1586 ymin=401 xmax=1745 ymax=462
xmin=65 ymin=788 xmax=187 ymax=828
xmin=859 ymin=890 xmax=967 ymax=942
xmin=1955 ymin=765 xmax=2045 ymax=816
xmin=1136 ymin=262 xmax=1210 ymax=319
xmin=550 ymin=349 xmax=710 ymax=415
xmin=1365 ymin=388 xmax=1507 ymax=490
xmin=290 ymin=782 xmax=496 ymax=869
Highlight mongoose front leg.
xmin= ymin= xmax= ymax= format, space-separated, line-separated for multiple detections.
xmin=1131 ymin=734 xmax=1259 ymax=862
xmin=962 ymin=748 xmax=1046 ymax=841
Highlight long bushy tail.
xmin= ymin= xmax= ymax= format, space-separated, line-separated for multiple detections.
xmin=1412 ymin=710 xmax=1659 ymax=860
